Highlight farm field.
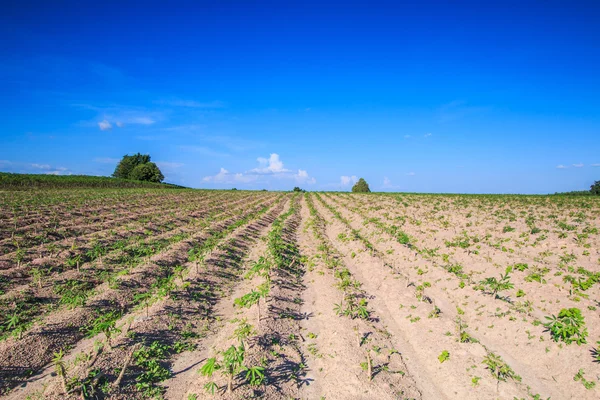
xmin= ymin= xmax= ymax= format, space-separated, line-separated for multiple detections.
xmin=0 ymin=189 xmax=599 ymax=399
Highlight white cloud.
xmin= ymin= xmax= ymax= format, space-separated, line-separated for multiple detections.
xmin=424 ymin=133 xmax=432 ymax=138
xmin=31 ymin=163 xmax=51 ymax=170
xmin=251 ymin=153 xmax=290 ymax=174
xmin=202 ymin=168 xmax=257 ymax=184
xmin=404 ymin=135 xmax=411 ymax=139
xmin=202 ymin=153 xmax=315 ymax=186
xmin=382 ymin=176 xmax=402 ymax=190
xmin=340 ymin=175 xmax=358 ymax=186
xmin=572 ymin=163 xmax=584 ymax=168
xmin=115 ymin=121 xmax=124 ymax=128
xmin=296 ymin=169 xmax=316 ymax=184
xmin=592 ymin=163 xmax=600 ymax=167
xmin=98 ymin=120 xmax=112 ymax=131
xmin=406 ymin=172 xmax=416 ymax=176
xmin=556 ymin=165 xmax=568 ymax=169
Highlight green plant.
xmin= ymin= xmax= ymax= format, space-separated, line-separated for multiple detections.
xmin=482 ymin=352 xmax=520 ymax=382
xmin=245 ymin=365 xmax=266 ymax=386
xmin=480 ymin=272 xmax=514 ymax=298
xmin=199 ymin=344 xmax=246 ymax=393
xmin=438 ymin=350 xmax=450 ymax=363
xmin=83 ymin=311 xmax=122 ymax=348
xmin=574 ymin=369 xmax=596 ymax=389
xmin=544 ymin=308 xmax=588 ymax=345
xmin=231 ymin=319 xmax=255 ymax=347
xmin=133 ymin=341 xmax=172 ymax=397
xmin=52 ymin=349 xmax=69 ymax=394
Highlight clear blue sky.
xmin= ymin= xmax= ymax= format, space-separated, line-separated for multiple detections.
xmin=1 ymin=1 xmax=599 ymax=193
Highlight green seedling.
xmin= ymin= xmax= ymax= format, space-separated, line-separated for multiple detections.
xmin=544 ymin=308 xmax=588 ymax=345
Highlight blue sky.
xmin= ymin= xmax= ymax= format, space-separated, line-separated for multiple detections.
xmin=1 ymin=1 xmax=599 ymax=193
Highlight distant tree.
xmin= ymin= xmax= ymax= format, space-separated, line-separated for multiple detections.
xmin=232 ymin=188 xmax=238 ymax=190
xmin=352 ymin=178 xmax=371 ymax=193
xmin=112 ymin=153 xmax=151 ymax=179
xmin=128 ymin=162 xmax=164 ymax=183
xmin=112 ymin=153 xmax=164 ymax=183
xmin=591 ymin=181 xmax=600 ymax=195
xmin=293 ymin=187 xmax=304 ymax=192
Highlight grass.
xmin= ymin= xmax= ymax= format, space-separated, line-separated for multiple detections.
xmin=0 ymin=172 xmax=187 ymax=189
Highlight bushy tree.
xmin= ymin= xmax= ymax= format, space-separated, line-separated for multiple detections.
xmin=591 ymin=181 xmax=600 ymax=195
xmin=352 ymin=178 xmax=371 ymax=193
xmin=293 ymin=187 xmax=304 ymax=192
xmin=129 ymin=162 xmax=164 ymax=183
xmin=112 ymin=153 xmax=164 ymax=183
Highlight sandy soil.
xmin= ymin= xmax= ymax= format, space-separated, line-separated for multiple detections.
xmin=1 ymin=190 xmax=599 ymax=399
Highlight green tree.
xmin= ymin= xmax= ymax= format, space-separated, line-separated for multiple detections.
xmin=352 ymin=178 xmax=371 ymax=193
xmin=112 ymin=153 xmax=164 ymax=183
xmin=129 ymin=162 xmax=164 ymax=183
xmin=591 ymin=181 xmax=600 ymax=195
xmin=293 ymin=186 xmax=304 ymax=192
xmin=112 ymin=153 xmax=151 ymax=179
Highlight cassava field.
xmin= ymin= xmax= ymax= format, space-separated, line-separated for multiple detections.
xmin=1 ymin=188 xmax=599 ymax=400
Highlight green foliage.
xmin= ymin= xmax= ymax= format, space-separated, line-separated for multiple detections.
xmin=134 ymin=341 xmax=172 ymax=397
xmin=112 ymin=153 xmax=164 ymax=183
xmin=438 ymin=350 xmax=450 ymax=363
xmin=199 ymin=344 xmax=249 ymax=393
xmin=544 ymin=308 xmax=588 ymax=345
xmin=129 ymin=162 xmax=164 ymax=183
xmin=574 ymin=369 xmax=596 ymax=389
xmin=83 ymin=311 xmax=122 ymax=347
xmin=480 ymin=272 xmax=514 ymax=298
xmin=0 ymin=172 xmax=181 ymax=189
xmin=245 ymin=365 xmax=266 ymax=386
xmin=112 ymin=153 xmax=150 ymax=179
xmin=351 ymin=178 xmax=371 ymax=193
xmin=482 ymin=352 xmax=521 ymax=382
xmin=590 ymin=180 xmax=600 ymax=195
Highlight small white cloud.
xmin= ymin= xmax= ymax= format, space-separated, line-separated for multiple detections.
xmin=592 ymin=163 xmax=600 ymax=167
xmin=340 ymin=175 xmax=358 ymax=186
xmin=250 ymin=153 xmax=290 ymax=174
xmin=424 ymin=133 xmax=432 ymax=138
xmin=30 ymin=163 xmax=51 ymax=170
xmin=115 ymin=121 xmax=124 ymax=128
xmin=572 ymin=163 xmax=584 ymax=168
xmin=98 ymin=120 xmax=112 ymax=131
xmin=406 ymin=172 xmax=416 ymax=176
xmin=203 ymin=168 xmax=257 ymax=184
xmin=295 ymin=169 xmax=316 ymax=184
xmin=404 ymin=135 xmax=411 ymax=139
xmin=556 ymin=165 xmax=568 ymax=169
xmin=202 ymin=153 xmax=315 ymax=186
xmin=45 ymin=170 xmax=71 ymax=176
